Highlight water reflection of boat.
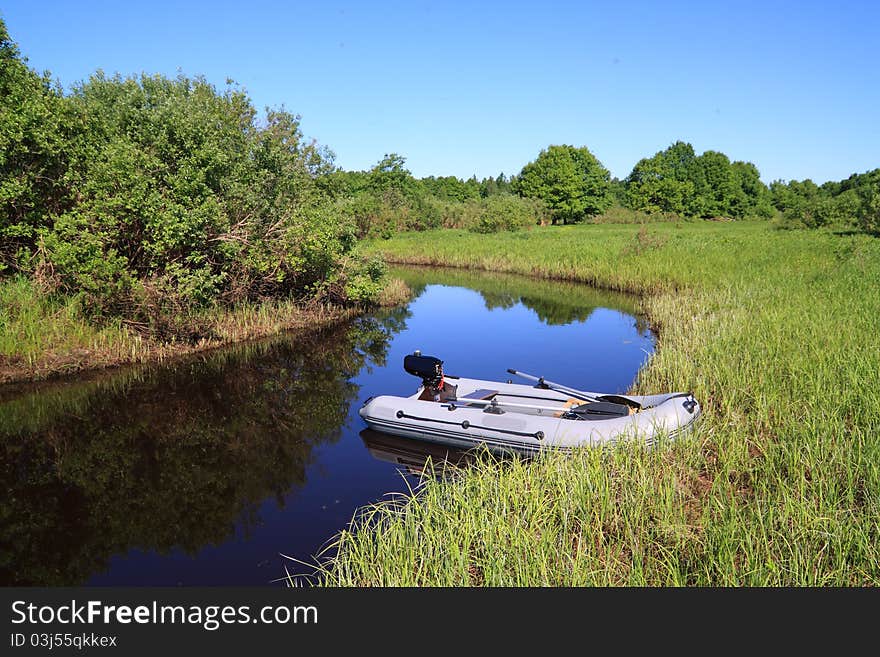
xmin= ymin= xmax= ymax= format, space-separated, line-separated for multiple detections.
xmin=359 ymin=428 xmax=474 ymax=476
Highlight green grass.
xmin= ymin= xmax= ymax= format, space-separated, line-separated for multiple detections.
xmin=0 ymin=275 xmax=365 ymax=383
xmin=316 ymin=221 xmax=880 ymax=585
xmin=0 ymin=277 xmax=139 ymax=373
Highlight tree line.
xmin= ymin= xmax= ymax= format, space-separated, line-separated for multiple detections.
xmin=769 ymin=170 xmax=879 ymax=233
xmin=516 ymin=141 xmax=878 ymax=233
xmin=323 ymin=140 xmax=877 ymax=236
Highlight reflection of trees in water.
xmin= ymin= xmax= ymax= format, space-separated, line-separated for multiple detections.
xmin=354 ymin=305 xmax=410 ymax=369
xmin=0 ymin=315 xmax=404 ymax=585
xmin=505 ymin=295 xmax=595 ymax=325
xmin=391 ymin=265 xmax=651 ymax=334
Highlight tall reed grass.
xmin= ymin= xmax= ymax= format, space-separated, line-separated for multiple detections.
xmin=317 ymin=221 xmax=880 ymax=585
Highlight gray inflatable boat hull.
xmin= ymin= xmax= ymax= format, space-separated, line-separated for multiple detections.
xmin=359 ymin=376 xmax=701 ymax=454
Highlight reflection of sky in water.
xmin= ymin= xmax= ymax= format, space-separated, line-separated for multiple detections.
xmin=395 ymin=284 xmax=653 ymax=395
xmin=4 ymin=270 xmax=653 ymax=586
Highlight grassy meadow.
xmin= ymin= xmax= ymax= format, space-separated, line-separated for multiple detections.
xmin=317 ymin=221 xmax=880 ymax=585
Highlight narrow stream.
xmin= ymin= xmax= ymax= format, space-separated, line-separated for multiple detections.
xmin=0 ymin=266 xmax=654 ymax=585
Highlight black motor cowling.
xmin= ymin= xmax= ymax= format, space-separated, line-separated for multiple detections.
xmin=404 ymin=352 xmax=443 ymax=388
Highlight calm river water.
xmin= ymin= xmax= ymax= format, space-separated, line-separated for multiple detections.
xmin=0 ymin=266 xmax=654 ymax=585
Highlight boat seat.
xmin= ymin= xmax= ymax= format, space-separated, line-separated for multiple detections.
xmin=566 ymin=401 xmax=632 ymax=420
xmin=461 ymin=389 xmax=498 ymax=400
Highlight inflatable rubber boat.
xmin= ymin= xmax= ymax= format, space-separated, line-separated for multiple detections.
xmin=358 ymin=352 xmax=701 ymax=454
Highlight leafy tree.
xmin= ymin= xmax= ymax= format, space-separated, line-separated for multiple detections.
xmin=695 ymin=150 xmax=738 ymax=217
xmin=517 ymin=145 xmax=611 ymax=224
xmin=731 ymin=161 xmax=773 ymax=218
xmin=479 ymin=176 xmax=499 ymax=198
xmin=626 ymin=141 xmax=702 ymax=215
xmin=626 ymin=153 xmax=693 ymax=214
xmin=368 ymin=153 xmax=414 ymax=197
xmin=464 ymin=175 xmax=481 ymax=199
xmin=625 ymin=141 xmax=771 ymax=219
xmin=479 ymin=172 xmax=514 ymax=198
xmin=772 ymin=179 xmax=817 ymax=224
xmin=858 ymin=176 xmax=880 ymax=234
xmin=421 ymin=175 xmax=478 ymax=202
xmin=835 ymin=169 xmax=880 ymax=233
xmin=316 ymin=169 xmax=369 ymax=199
xmin=496 ymin=172 xmax=513 ymax=195
xmin=608 ymin=177 xmax=628 ymax=207
xmin=770 ymin=179 xmax=795 ymax=211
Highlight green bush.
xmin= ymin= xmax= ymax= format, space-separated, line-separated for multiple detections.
xmin=1 ymin=17 xmax=388 ymax=324
xmin=856 ymin=174 xmax=880 ymax=234
xmin=468 ymin=196 xmax=545 ymax=233
xmin=0 ymin=21 xmax=72 ymax=274
xmin=19 ymin=70 xmax=371 ymax=318
xmin=341 ymin=255 xmax=387 ymax=305
xmin=772 ymin=170 xmax=879 ymax=232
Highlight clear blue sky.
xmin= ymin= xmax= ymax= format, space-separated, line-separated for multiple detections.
xmin=3 ymin=1 xmax=878 ymax=183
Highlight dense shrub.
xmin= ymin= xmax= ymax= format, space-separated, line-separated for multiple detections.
xmin=36 ymin=73 xmax=355 ymax=317
xmin=857 ymin=179 xmax=880 ymax=234
xmin=591 ymin=206 xmax=682 ymax=224
xmin=339 ymin=255 xmax=388 ymax=305
xmin=0 ymin=21 xmax=72 ymax=274
xmin=467 ymin=196 xmax=545 ymax=233
xmin=1 ymin=18 xmax=386 ymax=332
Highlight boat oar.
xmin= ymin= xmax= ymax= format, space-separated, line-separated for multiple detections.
xmin=507 ymin=368 xmax=642 ymax=410
xmin=442 ymin=397 xmax=628 ymax=419
xmin=443 ymin=397 xmax=571 ymax=415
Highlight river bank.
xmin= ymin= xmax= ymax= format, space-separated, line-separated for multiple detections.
xmin=0 ymin=276 xmax=411 ymax=385
xmin=316 ymin=221 xmax=880 ymax=585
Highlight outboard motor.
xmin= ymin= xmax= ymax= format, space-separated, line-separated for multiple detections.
xmin=404 ymin=351 xmax=455 ymax=401
xmin=404 ymin=351 xmax=444 ymax=388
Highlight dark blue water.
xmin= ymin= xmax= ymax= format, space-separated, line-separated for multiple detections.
xmin=0 ymin=267 xmax=654 ymax=586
